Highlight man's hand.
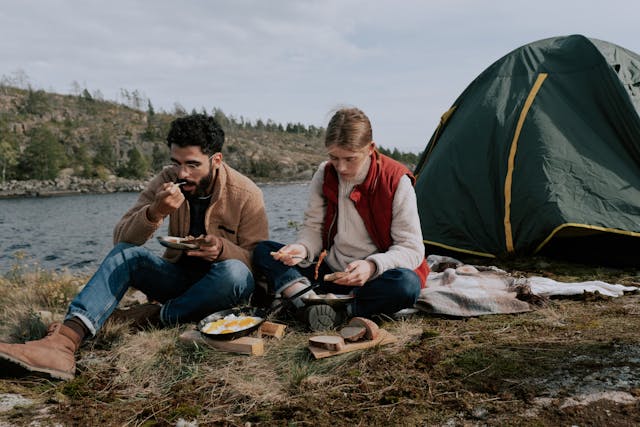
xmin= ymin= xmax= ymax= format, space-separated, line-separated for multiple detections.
xmin=331 ymin=260 xmax=376 ymax=287
xmin=186 ymin=235 xmax=224 ymax=262
xmin=147 ymin=182 xmax=185 ymax=222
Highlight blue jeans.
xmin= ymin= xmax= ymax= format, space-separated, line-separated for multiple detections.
xmin=252 ymin=240 xmax=421 ymax=317
xmin=66 ymin=243 xmax=254 ymax=335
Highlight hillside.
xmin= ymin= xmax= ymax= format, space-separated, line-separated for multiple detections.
xmin=0 ymin=84 xmax=330 ymax=186
xmin=0 ymin=82 xmax=424 ymax=188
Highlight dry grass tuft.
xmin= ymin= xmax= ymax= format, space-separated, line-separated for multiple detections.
xmin=0 ymin=263 xmax=86 ymax=341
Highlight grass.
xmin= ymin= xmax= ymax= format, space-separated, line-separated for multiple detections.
xmin=0 ymin=256 xmax=639 ymax=426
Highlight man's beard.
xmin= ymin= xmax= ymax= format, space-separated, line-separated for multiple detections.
xmin=183 ymin=165 xmax=215 ymax=199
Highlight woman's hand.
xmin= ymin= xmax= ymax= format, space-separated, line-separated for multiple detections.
xmin=270 ymin=243 xmax=307 ymax=266
xmin=332 ymin=260 xmax=376 ymax=287
xmin=186 ymin=235 xmax=223 ymax=262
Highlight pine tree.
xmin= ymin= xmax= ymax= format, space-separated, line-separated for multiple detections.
xmin=120 ymin=147 xmax=149 ymax=179
xmin=0 ymin=139 xmax=18 ymax=183
xmin=19 ymin=126 xmax=67 ymax=180
xmin=151 ymin=144 xmax=168 ymax=172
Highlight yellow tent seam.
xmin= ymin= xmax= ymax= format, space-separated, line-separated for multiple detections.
xmin=534 ymin=223 xmax=640 ymax=253
xmin=503 ymin=73 xmax=548 ymax=253
xmin=423 ymin=239 xmax=496 ymax=258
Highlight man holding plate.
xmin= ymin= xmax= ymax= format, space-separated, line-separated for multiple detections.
xmin=0 ymin=114 xmax=269 ymax=380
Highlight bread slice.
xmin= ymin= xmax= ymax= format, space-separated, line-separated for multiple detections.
xmin=308 ymin=335 xmax=345 ymax=351
xmin=323 ymin=271 xmax=349 ymax=282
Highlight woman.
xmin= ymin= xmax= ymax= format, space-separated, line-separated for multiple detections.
xmin=253 ymin=107 xmax=428 ymax=331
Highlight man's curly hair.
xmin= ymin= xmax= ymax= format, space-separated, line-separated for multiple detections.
xmin=166 ymin=114 xmax=224 ymax=155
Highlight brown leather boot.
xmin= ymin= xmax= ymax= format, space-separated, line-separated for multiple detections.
xmin=0 ymin=322 xmax=81 ymax=381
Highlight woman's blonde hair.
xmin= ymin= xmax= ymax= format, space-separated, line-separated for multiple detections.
xmin=324 ymin=107 xmax=372 ymax=150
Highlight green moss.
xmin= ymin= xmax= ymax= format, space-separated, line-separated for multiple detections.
xmin=169 ymin=403 xmax=200 ymax=420
xmin=61 ymin=377 xmax=92 ymax=399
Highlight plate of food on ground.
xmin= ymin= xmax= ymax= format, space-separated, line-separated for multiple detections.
xmin=157 ymin=235 xmax=205 ymax=250
xmin=197 ymin=308 xmax=266 ymax=340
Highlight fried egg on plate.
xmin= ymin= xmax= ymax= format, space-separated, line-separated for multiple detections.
xmin=202 ymin=314 xmax=262 ymax=334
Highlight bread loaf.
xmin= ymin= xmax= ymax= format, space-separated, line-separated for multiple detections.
xmin=347 ymin=317 xmax=379 ymax=340
xmin=339 ymin=325 xmax=367 ymax=342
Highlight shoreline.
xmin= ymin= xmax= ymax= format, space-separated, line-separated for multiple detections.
xmin=0 ymin=177 xmax=147 ymax=199
xmin=0 ymin=177 xmax=310 ymax=199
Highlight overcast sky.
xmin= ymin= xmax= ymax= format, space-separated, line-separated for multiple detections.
xmin=1 ymin=0 xmax=639 ymax=153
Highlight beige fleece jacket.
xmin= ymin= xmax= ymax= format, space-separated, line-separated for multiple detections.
xmin=113 ymin=162 xmax=269 ymax=269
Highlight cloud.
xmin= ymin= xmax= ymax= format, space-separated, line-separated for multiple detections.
xmin=1 ymin=0 xmax=640 ymax=152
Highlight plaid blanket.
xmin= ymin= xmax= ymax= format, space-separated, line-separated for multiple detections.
xmin=414 ymin=255 xmax=638 ymax=317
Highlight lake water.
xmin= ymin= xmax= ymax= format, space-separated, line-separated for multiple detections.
xmin=0 ymin=182 xmax=309 ymax=274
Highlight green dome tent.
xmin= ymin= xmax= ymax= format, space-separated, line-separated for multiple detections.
xmin=414 ymin=34 xmax=640 ymax=266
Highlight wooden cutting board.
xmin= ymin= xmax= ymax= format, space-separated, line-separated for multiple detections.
xmin=179 ymin=321 xmax=286 ymax=356
xmin=179 ymin=330 xmax=265 ymax=356
xmin=308 ymin=329 xmax=396 ymax=359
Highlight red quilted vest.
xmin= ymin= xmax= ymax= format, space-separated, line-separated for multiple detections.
xmin=322 ymin=150 xmax=429 ymax=287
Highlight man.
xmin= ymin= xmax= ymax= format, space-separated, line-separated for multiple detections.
xmin=0 ymin=114 xmax=269 ymax=380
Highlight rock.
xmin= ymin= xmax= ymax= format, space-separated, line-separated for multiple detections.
xmin=0 ymin=393 xmax=34 ymax=412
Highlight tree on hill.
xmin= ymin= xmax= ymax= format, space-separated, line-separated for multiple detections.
xmin=212 ymin=108 xmax=230 ymax=129
xmin=94 ymin=139 xmax=117 ymax=172
xmin=142 ymin=100 xmax=159 ymax=140
xmin=118 ymin=146 xmax=149 ymax=179
xmin=81 ymin=89 xmax=93 ymax=101
xmin=73 ymin=142 xmax=94 ymax=178
xmin=0 ymin=139 xmax=19 ymax=183
xmin=18 ymin=126 xmax=67 ymax=180
xmin=151 ymin=144 xmax=169 ymax=172
xmin=377 ymin=145 xmax=421 ymax=168
xmin=17 ymin=87 xmax=50 ymax=115
xmin=0 ymin=120 xmax=19 ymax=182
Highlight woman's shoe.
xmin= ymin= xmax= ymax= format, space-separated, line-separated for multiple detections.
xmin=305 ymin=304 xmax=347 ymax=332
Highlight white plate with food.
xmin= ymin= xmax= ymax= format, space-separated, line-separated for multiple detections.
xmin=157 ymin=236 xmax=202 ymax=250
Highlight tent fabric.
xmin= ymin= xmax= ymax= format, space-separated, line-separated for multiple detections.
xmin=414 ymin=34 xmax=640 ymax=264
